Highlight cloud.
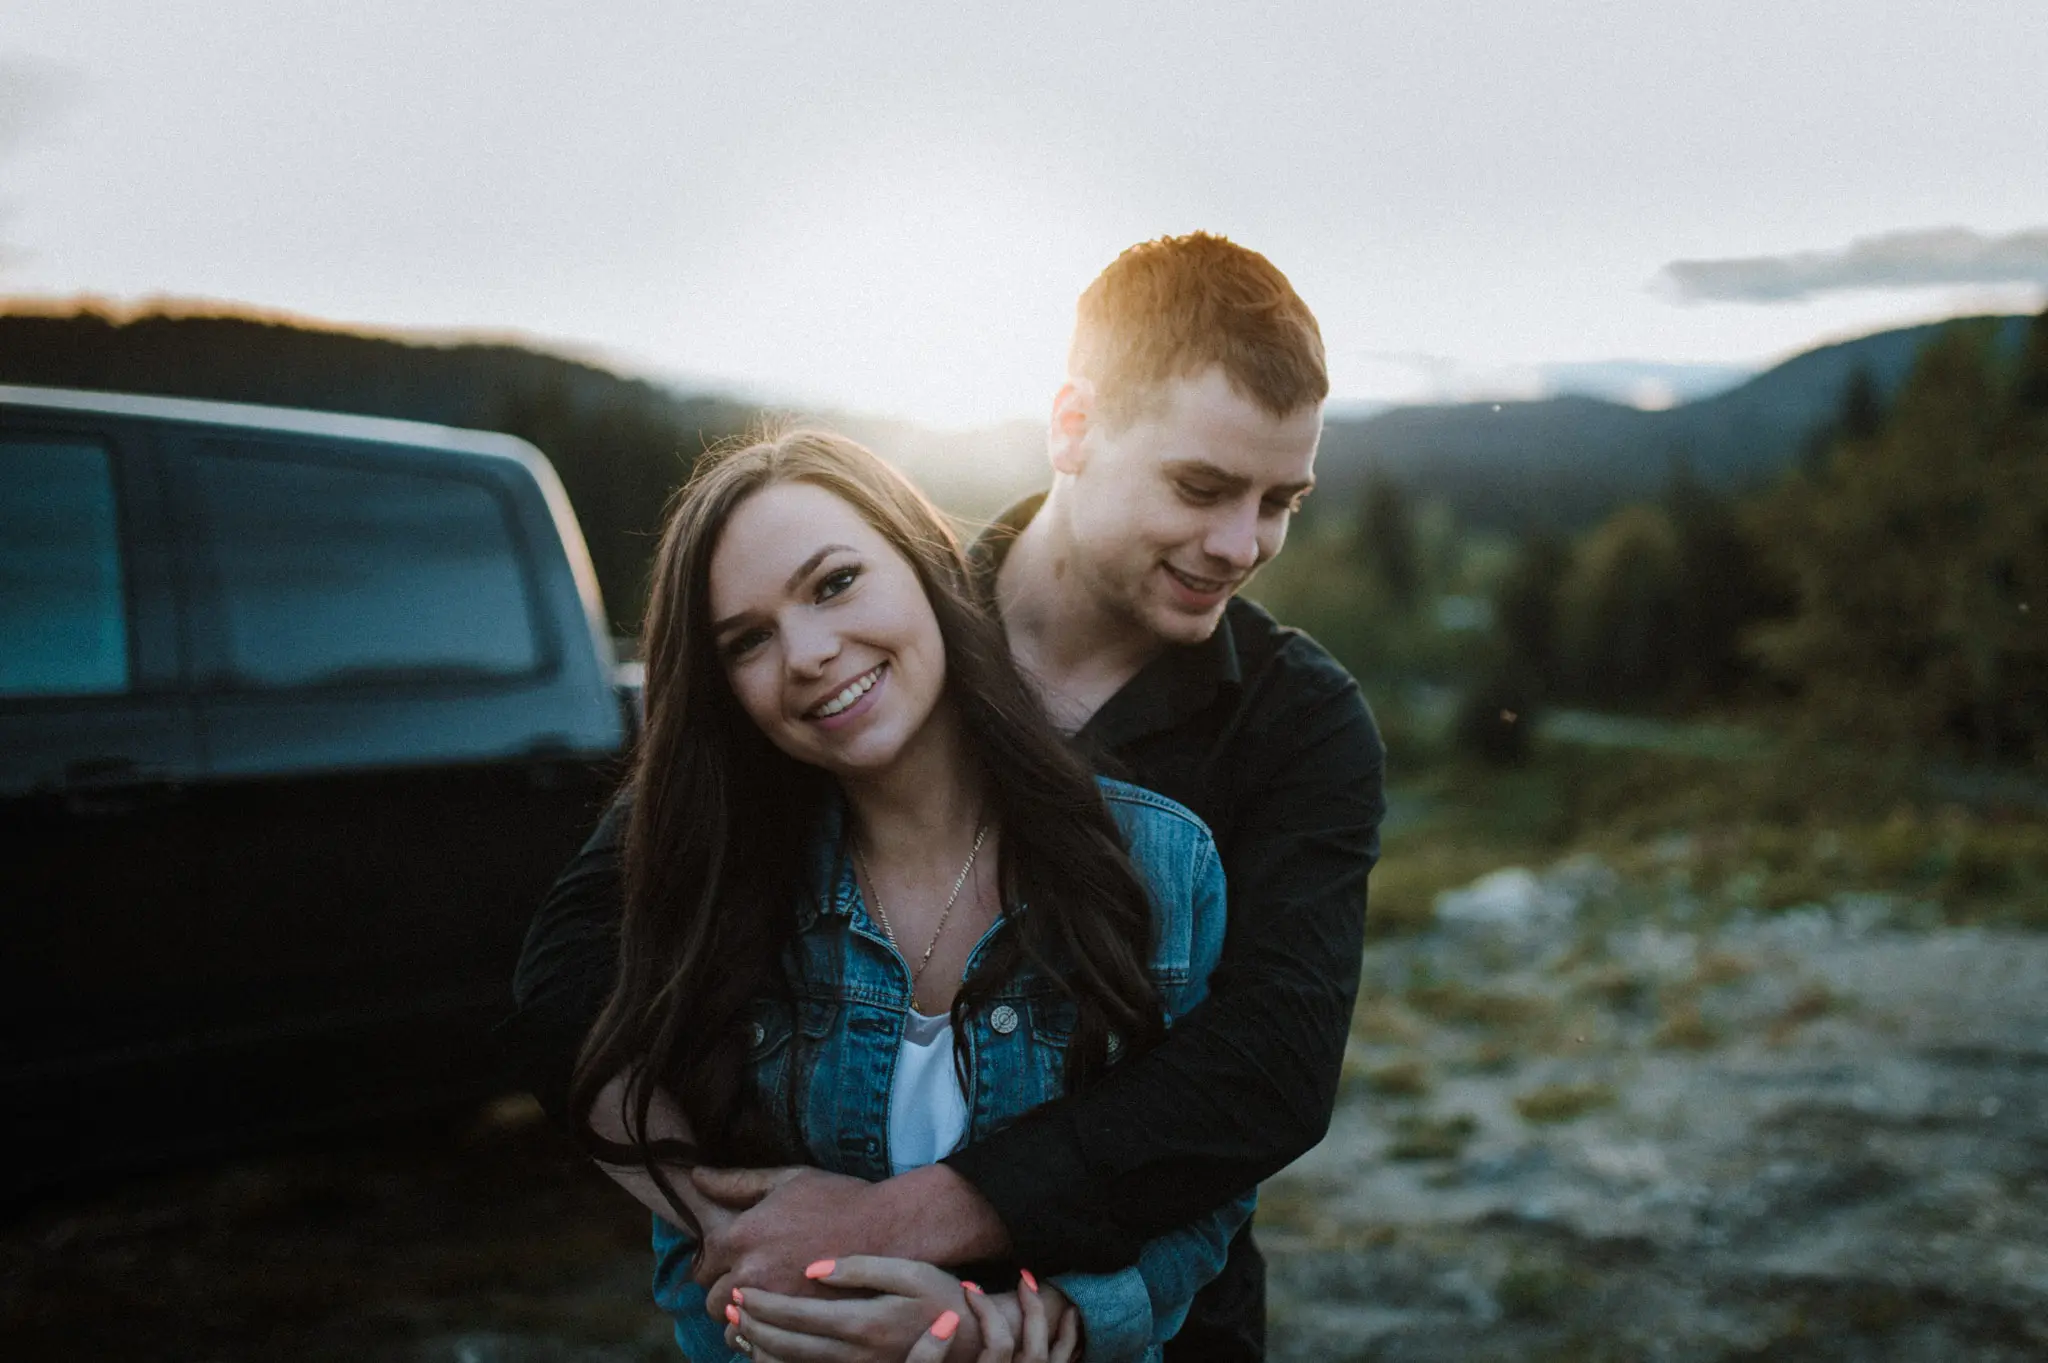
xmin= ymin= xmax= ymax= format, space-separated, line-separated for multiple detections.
xmin=1655 ymin=227 xmax=2048 ymax=304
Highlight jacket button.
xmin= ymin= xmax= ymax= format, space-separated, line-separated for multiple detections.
xmin=749 ymin=1021 xmax=766 ymax=1047
xmin=989 ymin=1004 xmax=1019 ymax=1035
xmin=865 ymin=1137 xmax=880 ymax=1156
xmin=1107 ymin=1030 xmax=1123 ymax=1059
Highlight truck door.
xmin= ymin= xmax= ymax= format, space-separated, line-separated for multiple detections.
xmin=164 ymin=429 xmax=610 ymax=1133
xmin=0 ymin=414 xmax=207 ymax=1190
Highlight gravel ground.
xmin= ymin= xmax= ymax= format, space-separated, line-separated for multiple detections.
xmin=1263 ymin=866 xmax=2048 ymax=1362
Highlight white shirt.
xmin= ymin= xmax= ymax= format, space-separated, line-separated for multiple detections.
xmin=886 ymin=1007 xmax=970 ymax=1175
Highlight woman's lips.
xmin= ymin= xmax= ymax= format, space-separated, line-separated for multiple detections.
xmin=806 ymin=662 xmax=887 ymax=727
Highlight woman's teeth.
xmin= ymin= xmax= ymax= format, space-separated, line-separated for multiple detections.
xmin=813 ymin=666 xmax=882 ymax=717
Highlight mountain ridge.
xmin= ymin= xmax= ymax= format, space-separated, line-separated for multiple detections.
xmin=1315 ymin=314 xmax=2036 ymax=528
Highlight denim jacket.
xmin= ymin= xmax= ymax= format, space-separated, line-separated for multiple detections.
xmin=652 ymin=778 xmax=1251 ymax=1362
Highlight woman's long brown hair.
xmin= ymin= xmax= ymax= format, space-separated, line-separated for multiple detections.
xmin=568 ymin=430 xmax=1167 ymax=1232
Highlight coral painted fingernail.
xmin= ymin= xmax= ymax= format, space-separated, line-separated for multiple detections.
xmin=961 ymin=1280 xmax=983 ymax=1294
xmin=804 ymin=1259 xmax=836 ymax=1279
xmin=931 ymin=1310 xmax=961 ymax=1341
xmin=725 ymin=1304 xmax=739 ymax=1325
xmin=1019 ymin=1268 xmax=1039 ymax=1292
xmin=731 ymin=1289 xmax=744 ymax=1305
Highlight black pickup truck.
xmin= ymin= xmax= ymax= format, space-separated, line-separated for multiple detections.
xmin=0 ymin=385 xmax=634 ymax=1197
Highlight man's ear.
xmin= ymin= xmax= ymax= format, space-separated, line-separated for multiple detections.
xmin=1047 ymin=378 xmax=1094 ymax=476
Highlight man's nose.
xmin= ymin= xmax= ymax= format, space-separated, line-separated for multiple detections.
xmin=1203 ymin=504 xmax=1262 ymax=573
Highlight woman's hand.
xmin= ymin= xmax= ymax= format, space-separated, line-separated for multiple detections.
xmin=727 ymin=1255 xmax=965 ymax=1362
xmin=727 ymin=1255 xmax=1075 ymax=1363
xmin=904 ymin=1271 xmax=1078 ymax=1363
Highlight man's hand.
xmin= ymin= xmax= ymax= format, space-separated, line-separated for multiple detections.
xmin=695 ymin=1166 xmax=878 ymax=1311
xmin=693 ymin=1163 xmax=1015 ymax=1319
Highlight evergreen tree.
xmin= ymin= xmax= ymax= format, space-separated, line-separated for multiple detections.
xmin=1494 ymin=531 xmax=1570 ymax=691
xmin=2015 ymin=306 xmax=2048 ymax=413
xmin=1748 ymin=321 xmax=2047 ymax=766
xmin=1800 ymin=364 xmax=1885 ymax=477
xmin=1356 ymin=469 xmax=1423 ymax=611
xmin=1664 ymin=460 xmax=1783 ymax=701
xmin=1556 ymin=504 xmax=1685 ymax=706
xmin=1840 ymin=363 xmax=1885 ymax=440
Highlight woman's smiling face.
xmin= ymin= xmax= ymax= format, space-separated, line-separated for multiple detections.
xmin=708 ymin=480 xmax=949 ymax=780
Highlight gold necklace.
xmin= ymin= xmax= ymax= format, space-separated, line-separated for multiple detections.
xmin=854 ymin=822 xmax=989 ymax=992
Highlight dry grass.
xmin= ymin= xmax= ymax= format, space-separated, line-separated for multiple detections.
xmin=1767 ymin=981 xmax=1843 ymax=1045
xmin=1452 ymin=1040 xmax=1520 ymax=1074
xmin=1694 ymin=949 xmax=1758 ymax=986
xmin=1385 ymin=1111 xmax=1480 ymax=1161
xmin=1361 ymin=1057 xmax=1431 ymax=1097
xmin=1577 ymin=964 xmax=1651 ymax=1011
xmin=1351 ymin=997 xmax=1428 ymax=1045
xmin=1388 ymin=739 xmax=2048 ymax=933
xmin=1406 ymin=981 xmax=1552 ymax=1029
xmin=1652 ymin=998 xmax=1720 ymax=1050
xmin=1513 ymin=1080 xmax=1617 ymax=1123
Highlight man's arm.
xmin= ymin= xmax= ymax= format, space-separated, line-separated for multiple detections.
xmin=943 ymin=668 xmax=1386 ymax=1270
xmin=499 ymin=793 xmax=630 ymax=1122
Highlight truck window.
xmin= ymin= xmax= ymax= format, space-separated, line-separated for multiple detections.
xmin=0 ymin=438 xmax=129 ymax=698
xmin=190 ymin=442 xmax=541 ymax=690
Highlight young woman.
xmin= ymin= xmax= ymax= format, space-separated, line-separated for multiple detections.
xmin=569 ymin=431 xmax=1249 ymax=1363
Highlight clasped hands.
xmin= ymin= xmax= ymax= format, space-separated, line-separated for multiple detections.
xmin=687 ymin=1165 xmax=1076 ymax=1363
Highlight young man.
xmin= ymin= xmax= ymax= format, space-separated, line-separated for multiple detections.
xmin=503 ymin=232 xmax=1385 ymax=1360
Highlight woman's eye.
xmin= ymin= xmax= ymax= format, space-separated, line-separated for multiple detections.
xmin=818 ymin=565 xmax=860 ymax=600
xmin=724 ymin=627 xmax=770 ymax=658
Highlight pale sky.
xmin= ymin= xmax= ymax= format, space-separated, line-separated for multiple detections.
xmin=4 ymin=2 xmax=2046 ymax=426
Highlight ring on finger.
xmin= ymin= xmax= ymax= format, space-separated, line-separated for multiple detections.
xmin=734 ymin=1332 xmax=754 ymax=1357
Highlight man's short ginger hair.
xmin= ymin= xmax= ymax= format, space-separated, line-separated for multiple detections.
xmin=1068 ymin=232 xmax=1328 ymax=428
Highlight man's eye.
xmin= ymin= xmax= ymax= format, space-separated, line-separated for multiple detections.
xmin=818 ymin=565 xmax=860 ymax=600
xmin=1176 ymin=482 xmax=1224 ymax=505
xmin=1264 ymin=495 xmax=1306 ymax=516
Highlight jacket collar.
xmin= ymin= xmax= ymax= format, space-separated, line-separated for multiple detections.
xmin=798 ymin=794 xmax=863 ymax=929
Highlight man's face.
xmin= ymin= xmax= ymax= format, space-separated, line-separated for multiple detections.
xmin=1059 ymin=365 xmax=1321 ymax=646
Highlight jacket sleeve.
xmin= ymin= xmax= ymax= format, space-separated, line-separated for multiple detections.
xmin=944 ymin=671 xmax=1384 ymax=1270
xmin=1051 ymin=1189 xmax=1256 ymax=1362
xmin=497 ymin=791 xmax=630 ymax=1120
xmin=1045 ymin=808 xmax=1257 ymax=1360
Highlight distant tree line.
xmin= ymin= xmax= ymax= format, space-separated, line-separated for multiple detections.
xmin=1254 ymin=309 xmax=2047 ymax=772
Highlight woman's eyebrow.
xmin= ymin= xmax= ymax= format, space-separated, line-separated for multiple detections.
xmin=712 ymin=543 xmax=858 ymax=635
xmin=785 ymin=543 xmax=857 ymax=593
